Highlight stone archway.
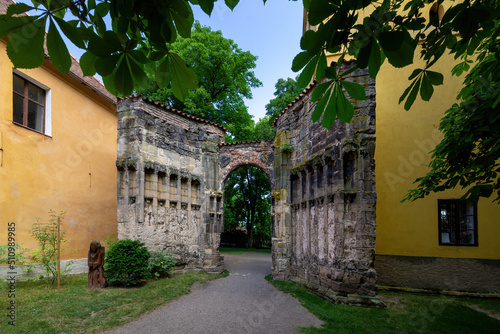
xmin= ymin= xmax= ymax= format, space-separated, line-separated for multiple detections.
xmin=218 ymin=141 xmax=274 ymax=191
xmin=218 ymin=141 xmax=275 ymax=249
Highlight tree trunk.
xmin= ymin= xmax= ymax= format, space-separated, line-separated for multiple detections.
xmin=247 ymin=223 xmax=254 ymax=249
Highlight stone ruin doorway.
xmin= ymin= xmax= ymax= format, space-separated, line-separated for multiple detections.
xmin=220 ymin=164 xmax=273 ymax=250
xmin=218 ymin=141 xmax=275 ymax=252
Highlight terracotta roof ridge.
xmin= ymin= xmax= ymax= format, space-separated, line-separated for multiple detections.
xmin=271 ymin=81 xmax=317 ymax=128
xmin=123 ymin=94 xmax=228 ymax=132
xmin=219 ymin=140 xmax=273 ymax=147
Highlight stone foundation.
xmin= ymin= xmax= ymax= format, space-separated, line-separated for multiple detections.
xmin=376 ymin=255 xmax=500 ymax=293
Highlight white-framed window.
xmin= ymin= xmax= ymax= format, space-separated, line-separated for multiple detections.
xmin=12 ymin=70 xmax=51 ymax=136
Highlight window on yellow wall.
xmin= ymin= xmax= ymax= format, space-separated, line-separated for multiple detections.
xmin=12 ymin=71 xmax=51 ymax=135
xmin=438 ymin=199 xmax=478 ymax=246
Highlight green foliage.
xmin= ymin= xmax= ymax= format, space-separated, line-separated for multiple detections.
xmin=280 ymin=143 xmax=294 ymax=153
xmin=265 ymin=77 xmax=306 ymax=123
xmin=0 ymin=243 xmax=34 ymax=278
xmin=228 ymin=116 xmax=276 ymax=143
xmin=105 ymin=239 xmax=151 ymax=286
xmin=0 ymin=0 xmax=266 ymax=98
xmin=136 ymin=21 xmax=260 ymax=139
xmin=298 ymin=0 xmax=500 ymax=202
xmin=404 ymin=47 xmax=500 ymax=203
xmin=4 ymin=0 xmax=496 ymax=202
xmin=148 ymin=249 xmax=176 ymax=278
xmin=224 ymin=166 xmax=271 ymax=248
xmin=29 ymin=210 xmax=73 ymax=287
xmin=102 ymin=234 xmax=119 ymax=249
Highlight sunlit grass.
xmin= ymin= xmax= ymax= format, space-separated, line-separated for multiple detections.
xmin=0 ymin=271 xmax=228 ymax=334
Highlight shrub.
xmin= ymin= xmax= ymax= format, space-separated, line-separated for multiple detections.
xmin=105 ymin=239 xmax=150 ymax=286
xmin=0 ymin=243 xmax=35 ymax=280
xmin=148 ymin=249 xmax=176 ymax=278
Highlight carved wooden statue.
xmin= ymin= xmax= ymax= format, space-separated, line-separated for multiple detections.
xmin=88 ymin=240 xmax=106 ymax=288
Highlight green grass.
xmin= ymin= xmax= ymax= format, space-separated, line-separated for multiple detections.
xmin=266 ymin=276 xmax=500 ymax=334
xmin=219 ymin=247 xmax=271 ymax=255
xmin=0 ymin=271 xmax=227 ymax=334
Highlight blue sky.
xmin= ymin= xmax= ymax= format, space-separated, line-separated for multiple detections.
xmin=192 ymin=0 xmax=304 ymax=121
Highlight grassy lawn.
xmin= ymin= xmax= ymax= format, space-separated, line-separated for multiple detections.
xmin=266 ymin=276 xmax=500 ymax=334
xmin=219 ymin=247 xmax=271 ymax=255
xmin=0 ymin=271 xmax=227 ymax=334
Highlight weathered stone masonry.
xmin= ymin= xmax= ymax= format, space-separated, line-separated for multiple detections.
xmin=116 ymin=64 xmax=379 ymax=305
xmin=117 ymin=96 xmax=226 ymax=272
xmin=271 ymin=64 xmax=379 ymax=306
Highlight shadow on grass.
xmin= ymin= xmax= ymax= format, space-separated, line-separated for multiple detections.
xmin=265 ymin=275 xmax=500 ymax=334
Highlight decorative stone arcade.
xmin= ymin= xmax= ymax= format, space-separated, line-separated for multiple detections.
xmin=116 ymin=64 xmax=378 ymax=305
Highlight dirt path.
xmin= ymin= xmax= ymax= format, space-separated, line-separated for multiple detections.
xmin=101 ymin=252 xmax=323 ymax=334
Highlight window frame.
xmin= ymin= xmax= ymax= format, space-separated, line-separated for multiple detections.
xmin=438 ymin=199 xmax=478 ymax=247
xmin=12 ymin=71 xmax=51 ymax=136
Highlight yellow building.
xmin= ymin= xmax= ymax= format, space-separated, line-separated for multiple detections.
xmin=0 ymin=0 xmax=118 ymax=275
xmin=317 ymin=3 xmax=500 ymax=292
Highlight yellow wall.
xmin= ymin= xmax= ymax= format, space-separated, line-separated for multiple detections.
xmin=321 ymin=1 xmax=500 ymax=261
xmin=373 ymin=51 xmax=500 ymax=260
xmin=0 ymin=41 xmax=118 ymax=260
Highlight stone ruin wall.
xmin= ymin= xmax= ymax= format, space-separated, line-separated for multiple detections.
xmin=272 ymin=65 xmax=379 ymax=306
xmin=116 ymin=96 xmax=226 ymax=272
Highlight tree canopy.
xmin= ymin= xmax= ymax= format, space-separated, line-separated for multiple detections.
xmin=2 ymin=0 xmax=499 ymax=203
xmin=265 ymin=77 xmax=305 ymax=123
xmin=136 ymin=21 xmax=261 ymax=139
xmin=224 ymin=166 xmax=271 ymax=248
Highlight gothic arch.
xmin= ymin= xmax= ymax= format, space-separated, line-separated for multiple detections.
xmin=218 ymin=141 xmax=274 ymax=192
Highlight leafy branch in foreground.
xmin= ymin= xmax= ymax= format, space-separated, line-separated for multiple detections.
xmin=0 ymin=0 xmax=267 ymax=98
xmin=297 ymin=0 xmax=499 ymax=203
xmin=2 ymin=0 xmax=499 ymax=203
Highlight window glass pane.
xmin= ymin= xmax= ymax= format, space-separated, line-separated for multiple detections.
xmin=13 ymin=75 xmax=24 ymax=94
xmin=28 ymin=100 xmax=44 ymax=132
xmin=448 ymin=222 xmax=457 ymax=243
xmin=28 ymin=83 xmax=44 ymax=104
xmin=459 ymin=202 xmax=475 ymax=245
xmin=13 ymin=94 xmax=24 ymax=124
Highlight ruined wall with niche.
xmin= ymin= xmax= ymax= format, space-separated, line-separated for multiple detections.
xmin=272 ymin=64 xmax=379 ymax=306
xmin=116 ymin=96 xmax=225 ymax=272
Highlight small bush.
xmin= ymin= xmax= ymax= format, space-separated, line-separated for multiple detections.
xmin=148 ymin=249 xmax=176 ymax=279
xmin=105 ymin=239 xmax=150 ymax=286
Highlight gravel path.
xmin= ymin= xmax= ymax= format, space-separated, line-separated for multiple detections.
xmin=102 ymin=252 xmax=323 ymax=334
